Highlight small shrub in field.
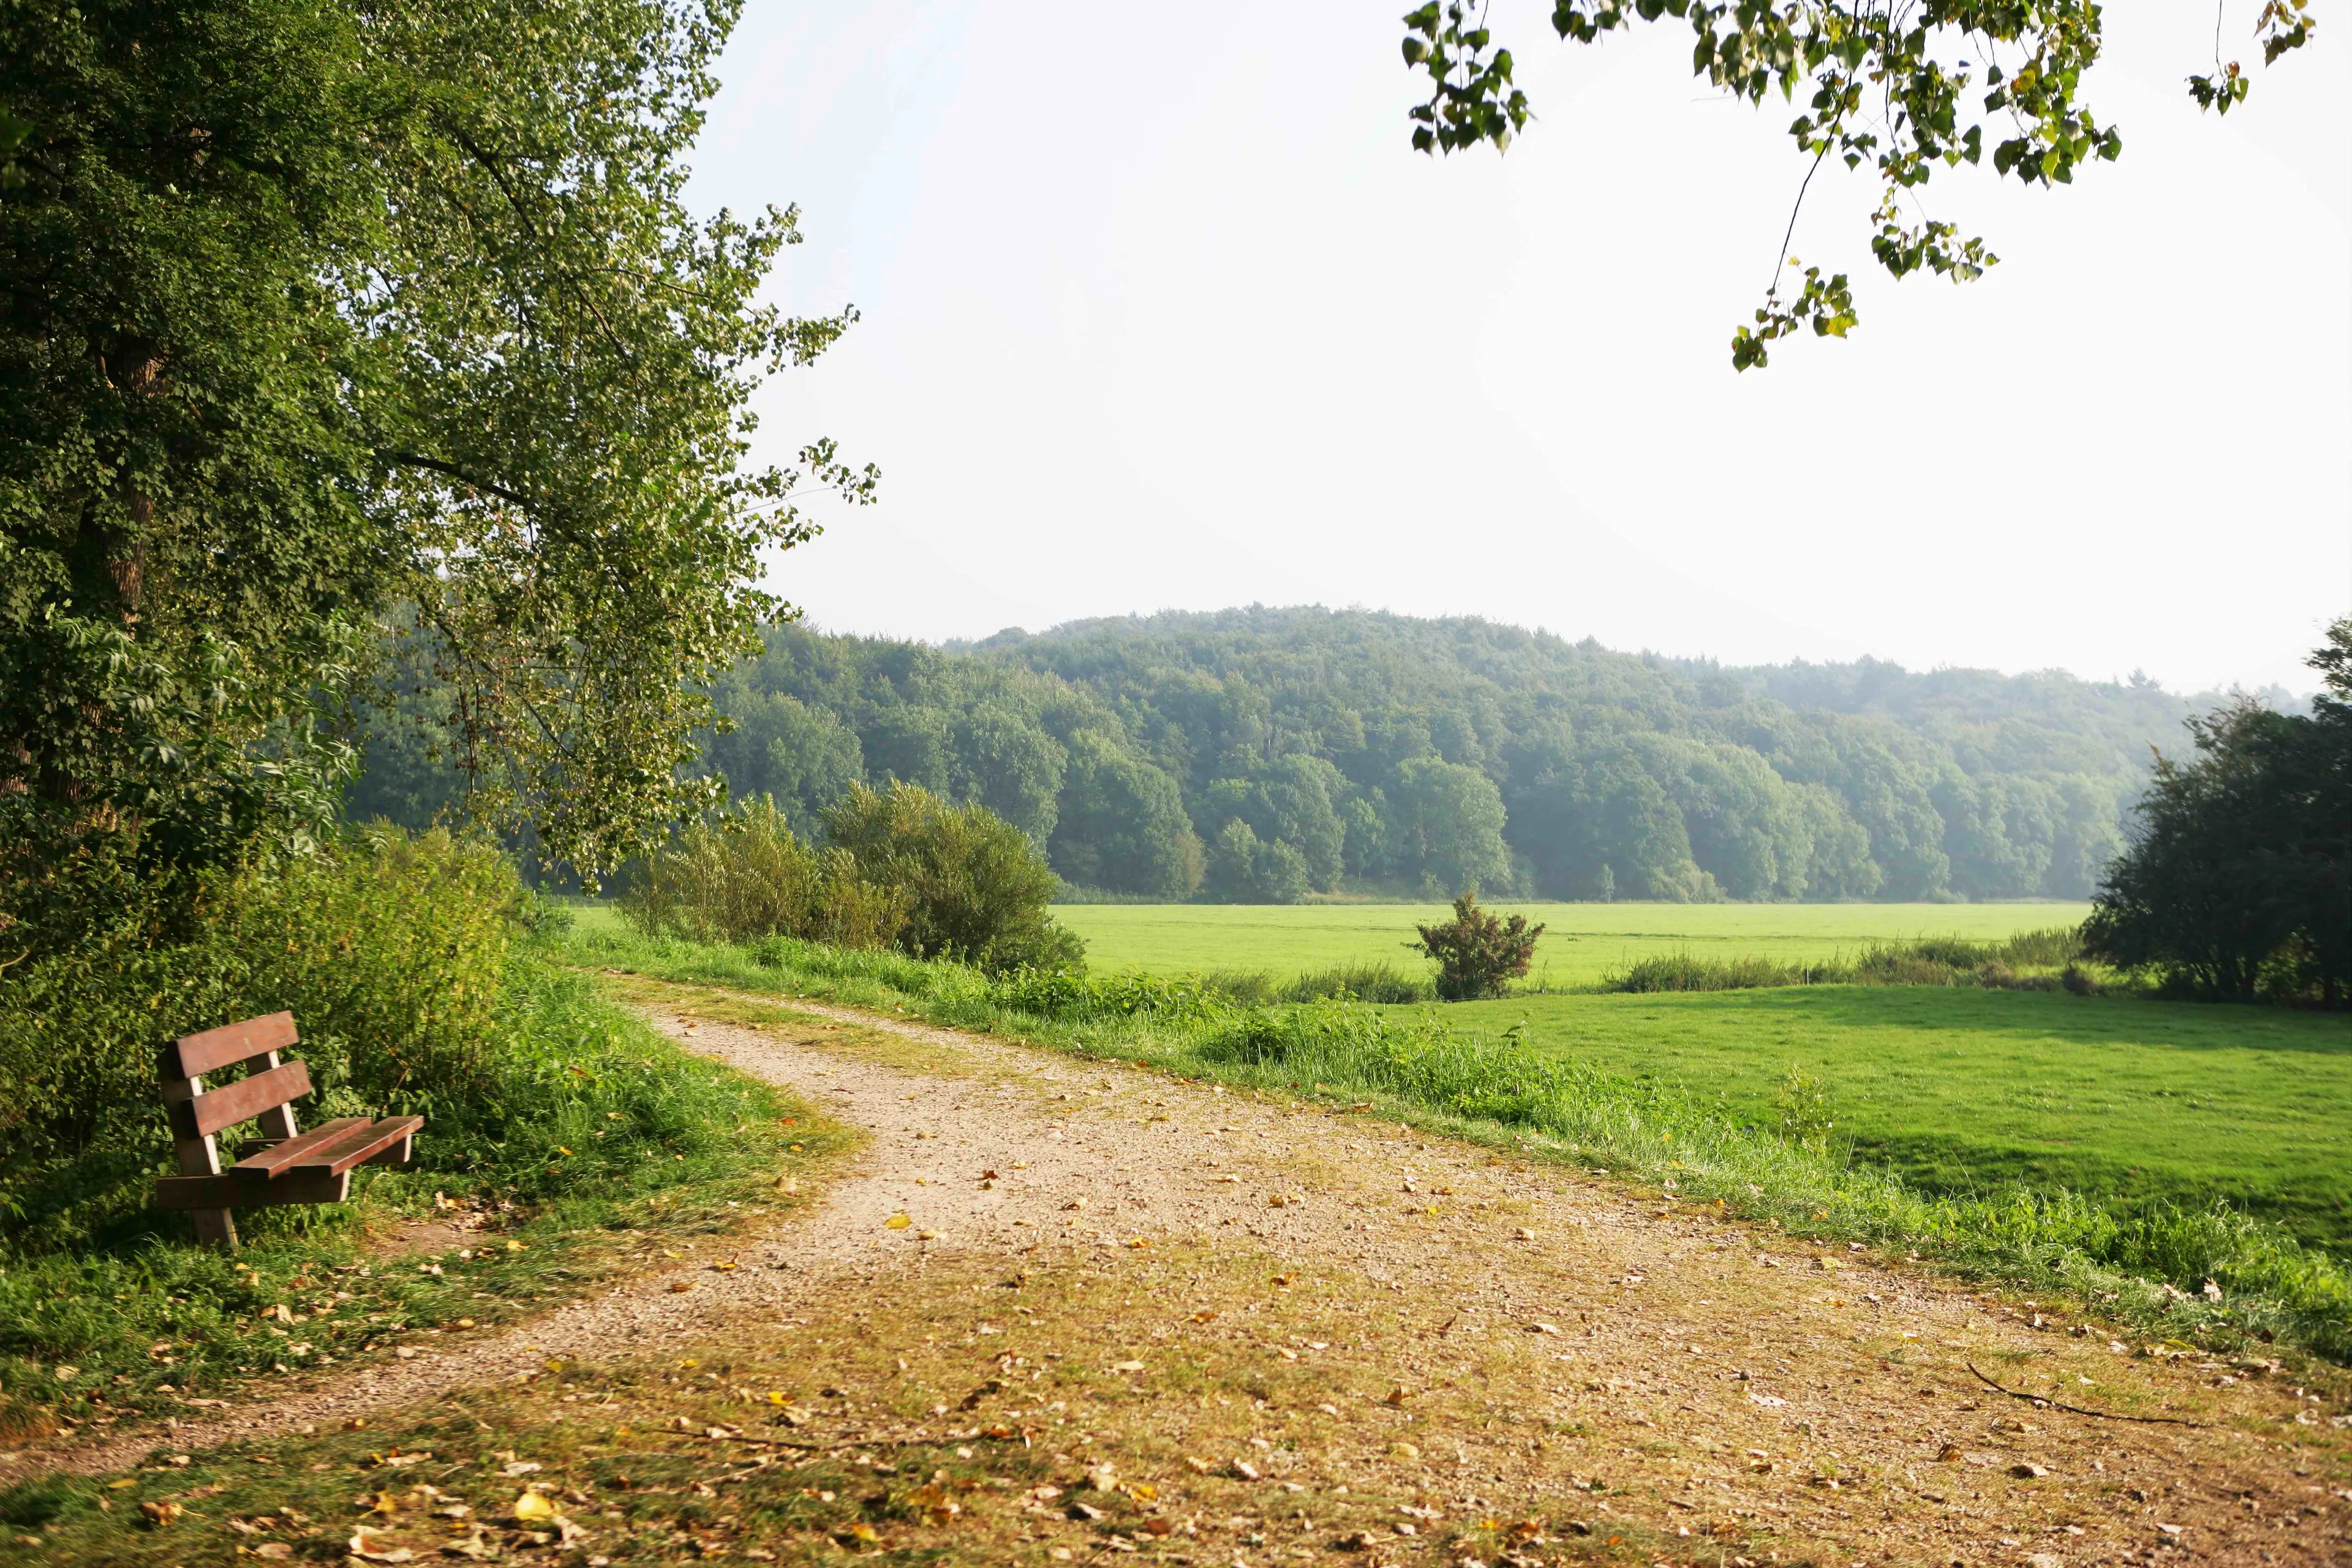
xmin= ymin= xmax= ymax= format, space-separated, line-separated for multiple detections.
xmin=1774 ymin=1065 xmax=1837 ymax=1153
xmin=1414 ymin=891 xmax=1544 ymax=1001
xmin=622 ymin=797 xmax=907 ymax=950
xmin=823 ymin=783 xmax=1082 ymax=973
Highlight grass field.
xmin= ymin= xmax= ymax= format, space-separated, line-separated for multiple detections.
xmin=1444 ymin=986 xmax=2352 ymax=1248
xmin=1051 ymin=899 xmax=2094 ymax=987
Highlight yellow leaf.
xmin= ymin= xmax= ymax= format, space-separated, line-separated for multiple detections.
xmin=886 ymin=1214 xmax=912 ymax=1230
xmin=512 ymin=1493 xmax=558 ymax=1523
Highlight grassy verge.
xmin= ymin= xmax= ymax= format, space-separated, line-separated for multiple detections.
xmin=559 ymin=918 xmax=2352 ymax=1369
xmin=0 ymin=958 xmax=856 ymax=1447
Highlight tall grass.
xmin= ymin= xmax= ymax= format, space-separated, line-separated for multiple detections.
xmin=1602 ymin=927 xmax=2099 ymax=993
xmin=566 ymin=918 xmax=2352 ymax=1366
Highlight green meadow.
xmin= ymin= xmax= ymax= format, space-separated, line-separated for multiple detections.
xmin=1450 ymin=985 xmax=2352 ymax=1249
xmin=1053 ymin=899 xmax=2094 ymax=988
xmin=1053 ymin=900 xmax=2349 ymax=1252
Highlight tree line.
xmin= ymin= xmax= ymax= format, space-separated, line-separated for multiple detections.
xmin=353 ymin=605 xmax=2271 ymax=905
xmin=2085 ymin=621 xmax=2351 ymax=1005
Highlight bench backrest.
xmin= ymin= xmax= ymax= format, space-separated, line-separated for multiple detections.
xmin=161 ymin=1011 xmax=312 ymax=1140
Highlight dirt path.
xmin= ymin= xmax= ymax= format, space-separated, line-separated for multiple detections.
xmin=18 ymin=989 xmax=2351 ymax=1563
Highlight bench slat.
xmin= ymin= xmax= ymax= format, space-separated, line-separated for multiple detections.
xmin=156 ymin=1169 xmax=350 ymax=1210
xmin=230 ymin=1118 xmax=371 ymax=1180
xmin=173 ymin=1059 xmax=312 ymax=1140
xmin=284 ymin=1115 xmax=425 ymax=1178
xmin=169 ymin=1012 xmax=298 ymax=1079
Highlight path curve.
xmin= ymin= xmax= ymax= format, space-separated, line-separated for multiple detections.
xmin=12 ymin=989 xmax=2348 ymax=1564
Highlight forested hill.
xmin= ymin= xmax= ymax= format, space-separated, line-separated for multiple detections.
xmin=492 ymin=604 xmax=2263 ymax=905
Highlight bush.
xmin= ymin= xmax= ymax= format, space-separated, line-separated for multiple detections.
xmin=1413 ymin=891 xmax=1544 ymax=1001
xmin=823 ymin=783 xmax=1084 ymax=973
xmin=620 ymin=797 xmax=907 ymax=950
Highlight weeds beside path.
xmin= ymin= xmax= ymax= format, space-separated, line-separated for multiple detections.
xmin=6 ymin=979 xmax=2348 ymax=1566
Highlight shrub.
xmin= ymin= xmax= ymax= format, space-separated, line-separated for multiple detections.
xmin=823 ymin=783 xmax=1083 ymax=973
xmin=1774 ymin=1065 xmax=1838 ymax=1153
xmin=0 ymin=828 xmax=523 ymax=1250
xmin=620 ymin=797 xmax=907 ymax=950
xmin=1413 ymin=891 xmax=1544 ymax=1001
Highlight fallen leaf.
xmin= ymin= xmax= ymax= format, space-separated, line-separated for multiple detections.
xmin=513 ymin=1492 xmax=559 ymax=1523
xmin=886 ymin=1214 xmax=913 ymax=1229
xmin=1232 ymin=1460 xmax=1261 ymax=1481
xmin=138 ymin=1500 xmax=182 ymax=1527
xmin=669 ymin=1280 xmax=694 ymax=1294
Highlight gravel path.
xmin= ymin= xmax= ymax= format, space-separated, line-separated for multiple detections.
xmin=15 ymin=990 xmax=2349 ymax=1562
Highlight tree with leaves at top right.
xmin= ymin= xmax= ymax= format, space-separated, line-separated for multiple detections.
xmin=1399 ymin=0 xmax=2316 ymax=368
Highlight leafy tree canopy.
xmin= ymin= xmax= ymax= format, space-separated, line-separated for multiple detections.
xmin=0 ymin=0 xmax=868 ymax=951
xmin=357 ymin=608 xmax=2271 ymax=907
xmin=2084 ymin=621 xmax=2351 ymax=1004
xmin=1400 ymin=0 xmax=2316 ymax=366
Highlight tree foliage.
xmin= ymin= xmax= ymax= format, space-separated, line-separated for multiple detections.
xmin=2083 ymin=622 xmax=2351 ymax=1004
xmin=356 ymin=608 xmax=2253 ymax=906
xmin=821 ymin=782 xmax=1083 ymax=973
xmin=1399 ymin=0 xmax=2316 ymax=366
xmin=0 ymin=0 xmax=867 ymax=954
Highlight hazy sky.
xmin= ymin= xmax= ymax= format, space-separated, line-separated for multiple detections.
xmin=689 ymin=2 xmax=2351 ymax=694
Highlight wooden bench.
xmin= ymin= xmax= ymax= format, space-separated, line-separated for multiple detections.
xmin=155 ymin=1011 xmax=424 ymax=1250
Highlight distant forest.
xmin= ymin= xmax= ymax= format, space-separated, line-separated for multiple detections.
xmin=349 ymin=607 xmax=2289 ymax=903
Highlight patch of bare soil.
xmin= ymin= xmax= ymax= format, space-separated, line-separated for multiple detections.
xmin=16 ymin=982 xmax=2350 ymax=1565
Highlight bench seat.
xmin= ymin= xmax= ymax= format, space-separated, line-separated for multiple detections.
xmin=152 ymin=1012 xmax=423 ymax=1247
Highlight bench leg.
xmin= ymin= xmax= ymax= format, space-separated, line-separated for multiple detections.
xmin=167 ymin=1070 xmax=241 ymax=1251
xmin=189 ymin=1207 xmax=240 ymax=1251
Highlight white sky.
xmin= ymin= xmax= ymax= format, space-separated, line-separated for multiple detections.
xmin=689 ymin=2 xmax=2352 ymax=695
